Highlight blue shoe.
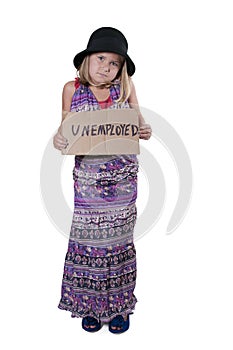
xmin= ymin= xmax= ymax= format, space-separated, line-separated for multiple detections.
xmin=82 ymin=316 xmax=101 ymax=332
xmin=109 ymin=315 xmax=130 ymax=334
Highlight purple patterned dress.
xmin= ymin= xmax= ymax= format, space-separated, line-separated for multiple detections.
xmin=58 ymin=80 xmax=138 ymax=322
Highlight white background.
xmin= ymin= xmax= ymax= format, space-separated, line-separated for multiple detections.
xmin=1 ymin=0 xmax=233 ymax=348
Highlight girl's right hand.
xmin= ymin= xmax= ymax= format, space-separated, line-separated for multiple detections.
xmin=53 ymin=131 xmax=68 ymax=150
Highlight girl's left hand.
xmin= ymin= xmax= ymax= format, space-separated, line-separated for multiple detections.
xmin=139 ymin=124 xmax=152 ymax=140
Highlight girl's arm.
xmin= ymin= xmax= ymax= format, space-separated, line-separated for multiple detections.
xmin=62 ymin=81 xmax=76 ymax=116
xmin=53 ymin=81 xmax=75 ymax=150
xmin=128 ymin=81 xmax=152 ymax=140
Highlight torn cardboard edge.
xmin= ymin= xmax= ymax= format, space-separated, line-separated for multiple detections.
xmin=61 ymin=108 xmax=140 ymax=155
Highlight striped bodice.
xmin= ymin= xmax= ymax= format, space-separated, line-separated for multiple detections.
xmin=70 ymin=79 xmax=130 ymax=112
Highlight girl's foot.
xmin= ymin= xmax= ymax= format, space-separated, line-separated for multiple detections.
xmin=82 ymin=316 xmax=101 ymax=332
xmin=109 ymin=315 xmax=130 ymax=334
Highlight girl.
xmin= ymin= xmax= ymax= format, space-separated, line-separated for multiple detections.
xmin=53 ymin=27 xmax=152 ymax=333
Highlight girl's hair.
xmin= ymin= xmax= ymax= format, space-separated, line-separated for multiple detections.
xmin=77 ymin=55 xmax=132 ymax=103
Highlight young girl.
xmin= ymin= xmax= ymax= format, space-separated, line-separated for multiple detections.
xmin=53 ymin=27 xmax=152 ymax=333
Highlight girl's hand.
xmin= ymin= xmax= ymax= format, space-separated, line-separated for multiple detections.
xmin=139 ymin=124 xmax=152 ymax=140
xmin=53 ymin=131 xmax=68 ymax=150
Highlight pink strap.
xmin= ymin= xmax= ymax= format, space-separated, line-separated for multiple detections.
xmin=74 ymin=77 xmax=80 ymax=90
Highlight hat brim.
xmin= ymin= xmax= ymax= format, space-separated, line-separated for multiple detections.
xmin=73 ymin=49 xmax=135 ymax=76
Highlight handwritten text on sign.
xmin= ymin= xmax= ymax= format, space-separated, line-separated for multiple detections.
xmin=72 ymin=123 xmax=139 ymax=137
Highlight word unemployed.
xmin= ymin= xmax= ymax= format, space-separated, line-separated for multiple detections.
xmin=72 ymin=123 xmax=139 ymax=137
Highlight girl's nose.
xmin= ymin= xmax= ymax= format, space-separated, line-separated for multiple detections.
xmin=102 ymin=63 xmax=110 ymax=72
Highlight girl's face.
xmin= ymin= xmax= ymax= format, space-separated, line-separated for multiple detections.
xmin=88 ymin=52 xmax=123 ymax=85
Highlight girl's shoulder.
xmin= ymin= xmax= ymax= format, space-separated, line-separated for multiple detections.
xmin=63 ymin=80 xmax=76 ymax=94
xmin=62 ymin=81 xmax=76 ymax=111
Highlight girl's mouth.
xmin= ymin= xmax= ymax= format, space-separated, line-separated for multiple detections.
xmin=97 ymin=72 xmax=107 ymax=77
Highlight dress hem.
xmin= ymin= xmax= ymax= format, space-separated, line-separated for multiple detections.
xmin=57 ymin=298 xmax=137 ymax=323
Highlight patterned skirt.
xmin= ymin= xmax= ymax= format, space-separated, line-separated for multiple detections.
xmin=58 ymin=154 xmax=138 ymax=322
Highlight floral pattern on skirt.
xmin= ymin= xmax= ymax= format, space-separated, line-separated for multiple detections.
xmin=58 ymin=155 xmax=138 ymax=322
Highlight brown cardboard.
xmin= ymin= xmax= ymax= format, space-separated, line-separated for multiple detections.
xmin=61 ymin=108 xmax=140 ymax=155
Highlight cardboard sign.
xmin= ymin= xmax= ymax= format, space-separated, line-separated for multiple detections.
xmin=61 ymin=108 xmax=140 ymax=155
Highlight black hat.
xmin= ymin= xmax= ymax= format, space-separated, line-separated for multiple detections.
xmin=73 ymin=27 xmax=135 ymax=76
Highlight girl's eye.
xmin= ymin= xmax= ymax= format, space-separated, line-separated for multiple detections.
xmin=97 ymin=56 xmax=104 ymax=61
xmin=111 ymin=62 xmax=119 ymax=67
